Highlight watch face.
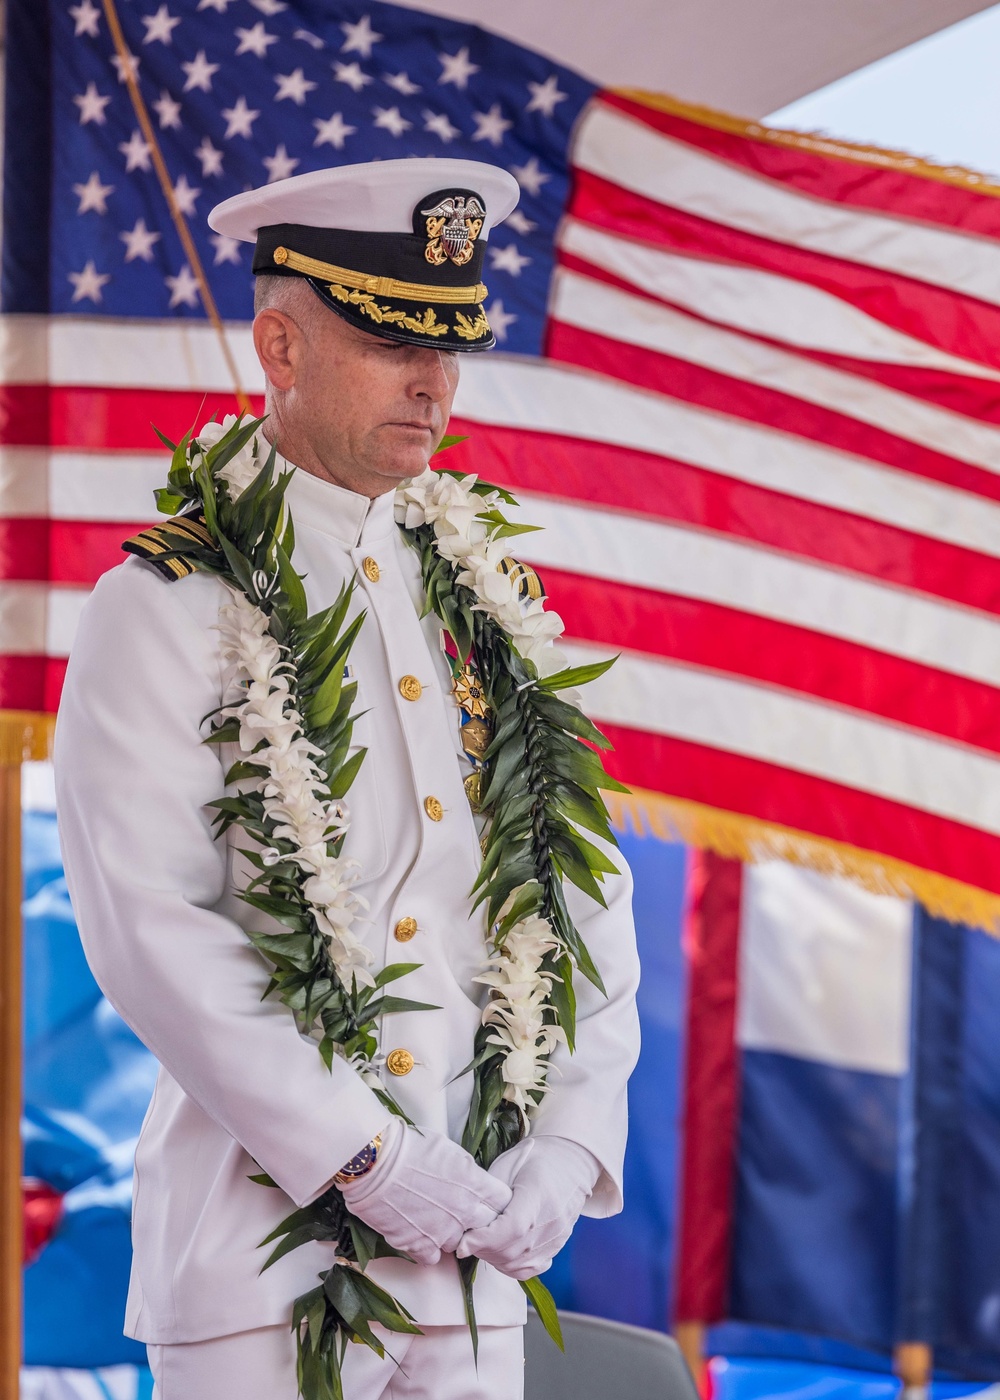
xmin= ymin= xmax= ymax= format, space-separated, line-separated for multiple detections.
xmin=336 ymin=1137 xmax=380 ymax=1182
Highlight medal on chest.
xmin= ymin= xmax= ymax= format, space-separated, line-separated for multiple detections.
xmin=441 ymin=635 xmax=492 ymax=812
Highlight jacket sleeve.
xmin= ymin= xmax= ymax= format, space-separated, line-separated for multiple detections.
xmin=528 ymin=835 xmax=641 ymax=1218
xmin=54 ymin=559 xmax=389 ymax=1207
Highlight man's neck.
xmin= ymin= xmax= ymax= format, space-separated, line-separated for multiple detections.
xmin=260 ymin=418 xmax=396 ymax=501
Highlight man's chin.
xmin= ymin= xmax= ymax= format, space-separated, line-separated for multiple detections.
xmin=373 ymin=450 xmax=435 ymax=483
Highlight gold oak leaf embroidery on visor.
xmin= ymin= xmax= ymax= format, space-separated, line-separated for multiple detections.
xmin=455 ymin=309 xmax=491 ymax=341
xmin=327 ymin=283 xmax=450 ymax=337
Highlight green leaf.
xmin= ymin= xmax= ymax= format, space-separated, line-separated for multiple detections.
xmin=275 ymin=539 xmax=308 ymax=623
xmin=154 ymin=489 xmax=185 ymax=515
xmin=363 ymin=995 xmax=441 ymax=1017
xmin=521 ymin=1276 xmax=564 ymax=1351
xmin=458 ymin=1255 xmax=480 ymax=1362
xmin=328 ymin=745 xmax=366 ymax=800
xmin=538 ymin=655 xmax=618 ymax=692
xmin=374 ymin=962 xmax=422 ymax=988
xmin=433 ymin=433 xmax=467 ymax=454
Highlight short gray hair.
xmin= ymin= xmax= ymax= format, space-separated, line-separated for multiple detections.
xmin=253 ymin=273 xmax=314 ymax=317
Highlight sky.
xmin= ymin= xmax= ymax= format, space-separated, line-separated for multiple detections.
xmin=766 ymin=3 xmax=1000 ymax=180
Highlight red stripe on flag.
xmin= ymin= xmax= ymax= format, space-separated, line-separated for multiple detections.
xmin=543 ymin=567 xmax=1000 ymax=756
xmin=570 ymin=170 xmax=1000 ymax=372
xmin=448 ymin=420 xmax=1000 ymax=616
xmin=0 ymin=520 xmax=152 ymax=584
xmin=547 ymin=313 xmax=1000 ymax=504
xmin=0 ymin=384 xmax=50 ymax=444
xmin=0 ymin=386 xmax=263 ymax=450
xmin=674 ymin=847 xmax=742 ymax=1324
xmin=0 ymin=655 xmax=67 ymax=714
xmin=601 ymin=92 xmax=1000 ymax=243
xmin=601 ymin=724 xmax=1000 ymax=898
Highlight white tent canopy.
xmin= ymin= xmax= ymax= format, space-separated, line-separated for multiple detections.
xmin=392 ymin=0 xmax=998 ymax=116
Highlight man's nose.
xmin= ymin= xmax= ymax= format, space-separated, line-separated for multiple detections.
xmin=411 ymin=350 xmax=457 ymax=400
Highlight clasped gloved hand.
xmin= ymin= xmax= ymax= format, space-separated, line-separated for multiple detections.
xmin=339 ymin=1118 xmax=512 ymax=1266
xmin=456 ymin=1136 xmax=600 ymax=1280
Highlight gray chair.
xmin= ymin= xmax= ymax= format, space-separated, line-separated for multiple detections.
xmin=524 ymin=1308 xmax=701 ymax=1400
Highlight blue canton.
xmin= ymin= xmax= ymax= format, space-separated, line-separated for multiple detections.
xmin=3 ymin=0 xmax=596 ymax=356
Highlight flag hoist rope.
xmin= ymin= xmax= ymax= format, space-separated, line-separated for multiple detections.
xmin=101 ymin=0 xmax=252 ymax=414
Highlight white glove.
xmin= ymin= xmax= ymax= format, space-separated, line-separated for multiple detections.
xmin=339 ymin=1117 xmax=512 ymax=1267
xmin=456 ymin=1136 xmax=600 ymax=1280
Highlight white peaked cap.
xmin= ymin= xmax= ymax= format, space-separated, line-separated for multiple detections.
xmin=208 ymin=157 xmax=521 ymax=242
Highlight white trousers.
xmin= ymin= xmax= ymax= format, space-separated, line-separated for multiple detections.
xmin=148 ymin=1322 xmax=524 ymax=1400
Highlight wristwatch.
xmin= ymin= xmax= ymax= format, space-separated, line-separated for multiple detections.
xmin=334 ymin=1132 xmax=383 ymax=1186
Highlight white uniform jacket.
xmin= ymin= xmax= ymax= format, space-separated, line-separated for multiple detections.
xmin=54 ymin=465 xmax=641 ymax=1346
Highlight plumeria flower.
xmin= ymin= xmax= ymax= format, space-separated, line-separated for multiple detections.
xmin=196 ymin=414 xmax=262 ymax=502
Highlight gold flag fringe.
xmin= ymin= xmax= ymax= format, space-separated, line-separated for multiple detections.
xmin=0 ymin=711 xmax=55 ymax=766
xmin=607 ymin=787 xmax=1000 ymax=936
xmin=614 ymin=88 xmax=1000 ymax=201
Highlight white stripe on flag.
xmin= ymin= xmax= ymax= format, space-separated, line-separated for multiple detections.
xmin=0 ymin=314 xmax=264 ymax=392
xmin=0 ymin=582 xmax=47 ymax=652
xmin=0 ymin=449 xmax=163 ymax=519
xmin=559 ymin=219 xmax=1000 ymax=379
xmin=574 ymin=103 xmax=1000 ymax=310
xmin=0 ymin=585 xmax=93 ymax=657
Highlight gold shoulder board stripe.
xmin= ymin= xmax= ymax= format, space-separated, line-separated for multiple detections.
xmin=498 ymin=556 xmax=544 ymax=601
xmin=122 ymin=510 xmax=214 ymax=582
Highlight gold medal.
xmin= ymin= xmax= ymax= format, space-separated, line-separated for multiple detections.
xmin=453 ymin=666 xmax=489 ymax=719
xmin=464 ymin=770 xmax=484 ymax=812
xmin=460 ymin=716 xmax=492 ymax=762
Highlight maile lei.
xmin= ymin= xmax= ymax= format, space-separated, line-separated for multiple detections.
xmin=148 ymin=414 xmax=627 ymax=1400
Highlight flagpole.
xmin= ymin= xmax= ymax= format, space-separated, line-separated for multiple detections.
xmin=894 ymin=1341 xmax=932 ymax=1400
xmin=0 ymin=714 xmax=54 ymax=1400
xmin=0 ymin=755 xmax=24 ymax=1400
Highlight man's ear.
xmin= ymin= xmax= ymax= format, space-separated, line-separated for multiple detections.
xmin=253 ymin=308 xmax=299 ymax=391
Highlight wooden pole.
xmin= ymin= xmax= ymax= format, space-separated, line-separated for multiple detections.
xmin=0 ymin=759 xmax=23 ymax=1400
xmin=674 ymin=1320 xmax=707 ymax=1394
xmin=894 ymin=1341 xmax=932 ymax=1400
xmin=0 ymin=713 xmax=53 ymax=1400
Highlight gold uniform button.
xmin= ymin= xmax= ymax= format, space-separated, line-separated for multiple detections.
xmin=399 ymin=675 xmax=422 ymax=702
xmin=386 ymin=1048 xmax=414 ymax=1077
xmin=394 ymin=916 xmax=418 ymax=943
xmin=424 ymin=795 xmax=444 ymax=822
xmin=362 ymin=556 xmax=380 ymax=583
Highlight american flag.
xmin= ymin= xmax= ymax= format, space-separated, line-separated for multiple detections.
xmin=6 ymin=0 xmax=1000 ymax=925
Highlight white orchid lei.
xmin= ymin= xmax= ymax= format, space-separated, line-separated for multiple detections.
xmin=137 ymin=414 xmax=626 ymax=1400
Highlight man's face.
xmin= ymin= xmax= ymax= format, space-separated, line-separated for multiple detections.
xmin=255 ymin=288 xmax=460 ymax=497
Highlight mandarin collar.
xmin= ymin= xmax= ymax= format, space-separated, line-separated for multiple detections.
xmin=281 ymin=460 xmax=397 ymax=549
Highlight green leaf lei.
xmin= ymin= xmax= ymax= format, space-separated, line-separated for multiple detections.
xmin=144 ymin=415 xmax=627 ymax=1400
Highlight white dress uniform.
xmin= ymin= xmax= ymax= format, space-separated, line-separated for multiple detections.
xmin=54 ymin=461 xmax=641 ymax=1397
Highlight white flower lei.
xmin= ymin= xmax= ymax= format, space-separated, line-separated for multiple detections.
xmin=200 ymin=422 xmax=571 ymax=1119
xmin=395 ymin=467 xmax=571 ymax=684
